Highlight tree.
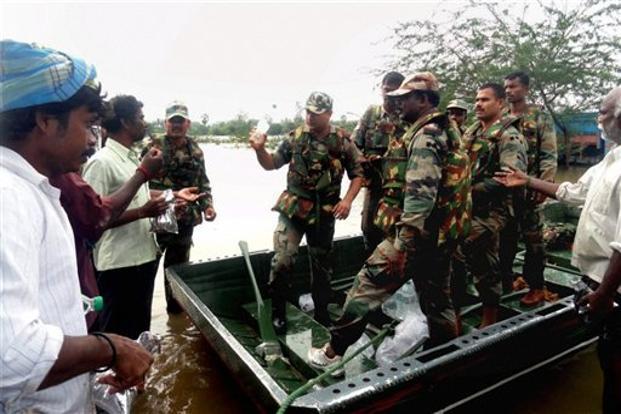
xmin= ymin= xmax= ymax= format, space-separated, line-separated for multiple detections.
xmin=386 ymin=0 xmax=621 ymax=163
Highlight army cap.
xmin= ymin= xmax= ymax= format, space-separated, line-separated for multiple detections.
xmin=305 ymin=91 xmax=333 ymax=114
xmin=166 ymin=101 xmax=190 ymax=120
xmin=447 ymin=99 xmax=469 ymax=112
xmin=387 ymin=72 xmax=440 ymax=97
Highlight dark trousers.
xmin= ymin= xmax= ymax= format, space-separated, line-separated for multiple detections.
xmin=96 ymin=260 xmax=158 ymax=339
xmin=499 ymin=199 xmax=546 ymax=291
xmin=157 ymin=223 xmax=194 ymax=313
xmin=584 ymin=278 xmax=621 ymax=414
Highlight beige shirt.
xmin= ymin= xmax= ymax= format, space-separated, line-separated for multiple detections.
xmin=83 ymin=139 xmax=158 ymax=271
xmin=556 ymin=144 xmax=621 ymax=293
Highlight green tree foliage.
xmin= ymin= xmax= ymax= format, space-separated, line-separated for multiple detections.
xmin=387 ymin=0 xmax=621 ymax=160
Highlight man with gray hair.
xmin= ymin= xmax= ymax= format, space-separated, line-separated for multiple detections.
xmin=495 ymin=87 xmax=621 ymax=413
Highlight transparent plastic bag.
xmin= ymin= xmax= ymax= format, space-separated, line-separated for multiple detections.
xmin=382 ymin=280 xmax=419 ymax=321
xmin=93 ymin=331 xmax=161 ymax=414
xmin=376 ymin=281 xmax=429 ymax=366
xmin=343 ymin=333 xmax=375 ymax=377
xmin=150 ymin=189 xmax=178 ymax=234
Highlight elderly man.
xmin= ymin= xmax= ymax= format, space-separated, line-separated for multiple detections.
xmin=351 ymin=71 xmax=405 ymax=255
xmin=249 ymin=91 xmax=364 ymax=333
xmin=0 ymin=40 xmax=152 ymax=412
xmin=495 ymin=86 xmax=621 ymax=414
xmin=308 ymin=73 xmax=471 ymax=375
xmin=145 ymin=101 xmax=216 ymax=314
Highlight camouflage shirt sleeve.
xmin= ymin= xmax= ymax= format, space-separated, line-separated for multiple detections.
xmin=272 ymin=135 xmax=293 ymax=169
xmin=193 ymin=143 xmax=213 ymax=210
xmin=351 ymin=106 xmax=373 ymax=151
xmin=342 ymin=138 xmax=364 ymax=179
xmin=537 ymin=111 xmax=558 ymax=182
xmin=397 ymin=127 xmax=447 ymax=249
xmin=474 ymin=127 xmax=527 ymax=196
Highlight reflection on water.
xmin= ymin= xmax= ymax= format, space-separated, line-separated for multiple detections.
xmin=133 ymin=145 xmax=600 ymax=413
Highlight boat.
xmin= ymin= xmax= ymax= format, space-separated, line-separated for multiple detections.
xmin=166 ymin=202 xmax=595 ymax=413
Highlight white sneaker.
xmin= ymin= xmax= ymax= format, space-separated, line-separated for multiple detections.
xmin=307 ymin=344 xmax=344 ymax=377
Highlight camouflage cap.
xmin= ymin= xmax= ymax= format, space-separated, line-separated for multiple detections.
xmin=387 ymin=72 xmax=440 ymax=97
xmin=166 ymin=101 xmax=190 ymax=120
xmin=446 ymin=99 xmax=469 ymax=112
xmin=305 ymin=91 xmax=333 ymax=114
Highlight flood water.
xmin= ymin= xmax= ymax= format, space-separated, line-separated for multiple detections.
xmin=132 ymin=145 xmax=601 ymax=413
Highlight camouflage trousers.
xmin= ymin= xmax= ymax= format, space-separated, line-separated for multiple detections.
xmin=360 ymin=179 xmax=384 ymax=256
xmin=330 ymin=238 xmax=457 ymax=355
xmin=268 ymin=213 xmax=335 ymax=319
xmin=499 ymin=198 xmax=546 ymax=290
xmin=453 ymin=210 xmax=507 ymax=308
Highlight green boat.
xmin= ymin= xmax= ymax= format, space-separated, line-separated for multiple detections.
xmin=166 ymin=202 xmax=595 ymax=413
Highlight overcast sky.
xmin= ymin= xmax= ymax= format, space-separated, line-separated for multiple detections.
xmin=0 ymin=2 xmax=451 ymax=122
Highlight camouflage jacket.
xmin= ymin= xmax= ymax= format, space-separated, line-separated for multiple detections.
xmin=463 ymin=117 xmax=528 ymax=214
xmin=271 ymin=125 xmax=363 ymax=224
xmin=351 ymin=104 xmax=405 ymax=186
xmin=145 ymin=135 xmax=213 ymax=226
xmin=393 ymin=111 xmax=472 ymax=250
xmin=505 ymin=104 xmax=557 ymax=181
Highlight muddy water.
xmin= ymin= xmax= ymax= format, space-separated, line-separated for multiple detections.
xmin=132 ymin=146 xmax=601 ymax=413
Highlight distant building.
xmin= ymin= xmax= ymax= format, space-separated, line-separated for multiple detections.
xmin=556 ymin=111 xmax=603 ymax=165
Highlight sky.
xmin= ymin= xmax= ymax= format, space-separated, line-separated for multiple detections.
xmin=1 ymin=2 xmax=448 ymax=123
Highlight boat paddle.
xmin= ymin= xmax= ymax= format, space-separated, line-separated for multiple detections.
xmin=238 ymin=240 xmax=282 ymax=361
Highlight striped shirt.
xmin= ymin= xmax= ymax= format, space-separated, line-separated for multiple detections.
xmin=0 ymin=147 xmax=92 ymax=413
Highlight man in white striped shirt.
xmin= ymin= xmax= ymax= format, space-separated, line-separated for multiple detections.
xmin=495 ymin=87 xmax=621 ymax=414
xmin=0 ymin=40 xmax=153 ymax=413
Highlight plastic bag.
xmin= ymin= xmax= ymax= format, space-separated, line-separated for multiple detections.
xmin=93 ymin=331 xmax=161 ymax=414
xmin=298 ymin=293 xmax=314 ymax=313
xmin=343 ymin=333 xmax=375 ymax=377
xmin=382 ymin=280 xmax=419 ymax=321
xmin=376 ymin=281 xmax=429 ymax=366
xmin=150 ymin=189 xmax=178 ymax=234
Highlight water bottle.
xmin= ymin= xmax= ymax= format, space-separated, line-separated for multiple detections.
xmin=255 ymin=118 xmax=270 ymax=135
xmin=82 ymin=294 xmax=104 ymax=315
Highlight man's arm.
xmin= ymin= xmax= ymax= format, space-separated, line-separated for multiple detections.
xmin=333 ymin=139 xmax=365 ymax=219
xmin=249 ymin=131 xmax=279 ymax=170
xmin=579 ymin=251 xmax=621 ymax=318
xmin=39 ymin=333 xmax=153 ymax=391
xmin=395 ymin=130 xmax=444 ymax=251
xmin=537 ymin=111 xmax=558 ymax=182
xmin=474 ymin=129 xmax=527 ymax=198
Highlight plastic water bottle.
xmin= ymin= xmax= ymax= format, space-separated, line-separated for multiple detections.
xmin=82 ymin=294 xmax=104 ymax=315
xmin=255 ymin=118 xmax=270 ymax=135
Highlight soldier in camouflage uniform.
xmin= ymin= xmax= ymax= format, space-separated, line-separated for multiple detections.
xmin=500 ymin=71 xmax=558 ymax=307
xmin=455 ymin=83 xmax=528 ymax=327
xmin=446 ymin=99 xmax=469 ymax=135
xmin=248 ymin=92 xmax=364 ymax=333
xmin=308 ymin=73 xmax=472 ymax=374
xmin=351 ymin=71 xmax=405 ymax=255
xmin=145 ymin=101 xmax=216 ymax=313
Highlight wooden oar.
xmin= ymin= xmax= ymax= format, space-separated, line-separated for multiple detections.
xmin=238 ymin=241 xmax=281 ymax=358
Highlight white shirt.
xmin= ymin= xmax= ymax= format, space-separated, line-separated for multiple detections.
xmin=0 ymin=147 xmax=92 ymax=413
xmin=82 ymin=139 xmax=158 ymax=271
xmin=556 ymin=144 xmax=621 ymax=293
